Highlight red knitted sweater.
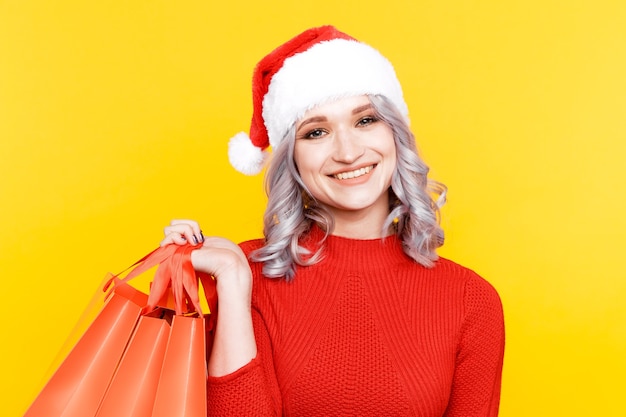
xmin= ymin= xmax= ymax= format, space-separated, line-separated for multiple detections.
xmin=207 ymin=229 xmax=505 ymax=416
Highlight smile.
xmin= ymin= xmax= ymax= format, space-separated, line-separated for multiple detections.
xmin=333 ymin=165 xmax=374 ymax=180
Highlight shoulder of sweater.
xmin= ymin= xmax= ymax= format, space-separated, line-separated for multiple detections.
xmin=434 ymin=256 xmax=501 ymax=297
xmin=238 ymin=237 xmax=265 ymax=255
xmin=431 ymin=256 xmax=479 ymax=279
xmin=432 ymin=260 xmax=504 ymax=335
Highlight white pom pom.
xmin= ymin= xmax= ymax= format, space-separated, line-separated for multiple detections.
xmin=228 ymin=132 xmax=269 ymax=175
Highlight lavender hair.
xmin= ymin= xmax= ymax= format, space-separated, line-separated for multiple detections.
xmin=250 ymin=95 xmax=446 ymax=279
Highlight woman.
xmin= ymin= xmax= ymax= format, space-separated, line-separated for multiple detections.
xmin=162 ymin=26 xmax=504 ymax=416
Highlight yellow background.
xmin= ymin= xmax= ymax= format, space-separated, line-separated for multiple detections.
xmin=1 ymin=1 xmax=625 ymax=415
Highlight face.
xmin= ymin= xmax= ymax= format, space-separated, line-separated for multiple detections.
xmin=293 ymin=95 xmax=397 ymax=224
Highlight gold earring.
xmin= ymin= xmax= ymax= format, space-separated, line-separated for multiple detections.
xmin=302 ymin=191 xmax=313 ymax=211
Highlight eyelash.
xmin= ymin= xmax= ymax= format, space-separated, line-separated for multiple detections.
xmin=299 ymin=116 xmax=379 ymax=140
xmin=299 ymin=128 xmax=326 ymax=140
xmin=357 ymin=116 xmax=378 ymax=126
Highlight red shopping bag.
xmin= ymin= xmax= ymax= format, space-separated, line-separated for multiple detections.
xmin=100 ymin=245 xmax=212 ymax=417
xmin=24 ymin=243 xmax=216 ymax=417
xmin=151 ymin=245 xmax=210 ymax=417
xmin=94 ymin=311 xmax=172 ymax=417
xmin=24 ymin=281 xmax=148 ymax=417
xmin=152 ymin=314 xmax=207 ymax=417
xmin=95 ymin=312 xmax=209 ymax=417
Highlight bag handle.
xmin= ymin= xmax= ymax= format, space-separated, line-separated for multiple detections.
xmin=104 ymin=244 xmax=180 ymax=289
xmin=105 ymin=244 xmax=216 ymax=317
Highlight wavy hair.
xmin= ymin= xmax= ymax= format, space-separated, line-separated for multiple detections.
xmin=250 ymin=95 xmax=446 ymax=279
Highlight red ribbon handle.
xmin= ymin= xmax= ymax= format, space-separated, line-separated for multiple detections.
xmin=106 ymin=244 xmax=217 ymax=317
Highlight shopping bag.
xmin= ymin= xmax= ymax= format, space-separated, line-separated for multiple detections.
xmin=95 ymin=312 xmax=209 ymax=417
xmin=24 ymin=243 xmax=216 ymax=417
xmin=94 ymin=310 xmax=172 ymax=417
xmin=152 ymin=314 xmax=207 ymax=417
xmin=151 ymin=244 xmax=209 ymax=417
xmin=115 ymin=244 xmax=215 ymax=417
xmin=24 ymin=281 xmax=148 ymax=417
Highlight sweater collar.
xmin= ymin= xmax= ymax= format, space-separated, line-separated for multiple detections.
xmin=301 ymin=224 xmax=411 ymax=270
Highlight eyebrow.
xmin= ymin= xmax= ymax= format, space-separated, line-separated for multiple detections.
xmin=297 ymin=116 xmax=327 ymax=130
xmin=296 ymin=103 xmax=375 ymax=130
xmin=351 ymin=103 xmax=374 ymax=114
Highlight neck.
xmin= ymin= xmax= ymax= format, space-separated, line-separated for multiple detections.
xmin=328 ymin=206 xmax=393 ymax=239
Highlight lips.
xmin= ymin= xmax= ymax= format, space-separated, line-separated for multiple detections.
xmin=332 ymin=164 xmax=375 ymax=180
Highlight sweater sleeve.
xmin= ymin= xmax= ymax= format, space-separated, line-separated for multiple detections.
xmin=206 ymin=305 xmax=282 ymax=416
xmin=443 ymin=273 xmax=505 ymax=417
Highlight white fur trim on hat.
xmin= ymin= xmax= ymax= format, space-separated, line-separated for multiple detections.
xmin=228 ymin=132 xmax=270 ymax=175
xmin=262 ymin=38 xmax=408 ymax=151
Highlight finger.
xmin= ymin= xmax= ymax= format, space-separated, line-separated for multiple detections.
xmin=170 ymin=219 xmax=200 ymax=233
xmin=170 ymin=220 xmax=202 ymax=242
xmin=164 ymin=222 xmax=202 ymax=245
xmin=160 ymin=232 xmax=188 ymax=247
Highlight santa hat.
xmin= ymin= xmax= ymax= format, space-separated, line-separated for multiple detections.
xmin=228 ymin=25 xmax=409 ymax=175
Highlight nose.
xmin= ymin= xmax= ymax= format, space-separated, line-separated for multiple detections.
xmin=332 ymin=127 xmax=364 ymax=163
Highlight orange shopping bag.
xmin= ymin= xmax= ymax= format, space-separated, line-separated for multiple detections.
xmin=24 ymin=280 xmax=147 ymax=417
xmin=94 ymin=311 xmax=172 ymax=417
xmin=24 ymin=243 xmax=217 ymax=417
xmin=152 ymin=314 xmax=207 ymax=417
xmin=96 ymin=245 xmax=214 ymax=417
xmin=95 ymin=312 xmax=210 ymax=417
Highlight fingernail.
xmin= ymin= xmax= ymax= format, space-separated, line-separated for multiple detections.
xmin=192 ymin=235 xmax=199 ymax=244
xmin=200 ymin=231 xmax=205 ymax=242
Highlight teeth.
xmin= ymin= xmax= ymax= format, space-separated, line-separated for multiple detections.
xmin=334 ymin=165 xmax=373 ymax=180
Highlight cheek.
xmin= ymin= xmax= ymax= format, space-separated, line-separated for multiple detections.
xmin=388 ymin=144 xmax=398 ymax=167
xmin=379 ymin=131 xmax=397 ymax=166
xmin=293 ymin=143 xmax=322 ymax=179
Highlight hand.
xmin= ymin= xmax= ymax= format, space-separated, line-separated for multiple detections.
xmin=161 ymin=219 xmax=251 ymax=300
xmin=161 ymin=219 xmax=204 ymax=246
xmin=162 ymin=219 xmax=256 ymax=375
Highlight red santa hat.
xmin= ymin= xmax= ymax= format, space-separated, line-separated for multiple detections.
xmin=228 ymin=25 xmax=409 ymax=175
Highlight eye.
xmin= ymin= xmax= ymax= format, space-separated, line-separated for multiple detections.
xmin=303 ymin=128 xmax=326 ymax=139
xmin=356 ymin=116 xmax=378 ymax=127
